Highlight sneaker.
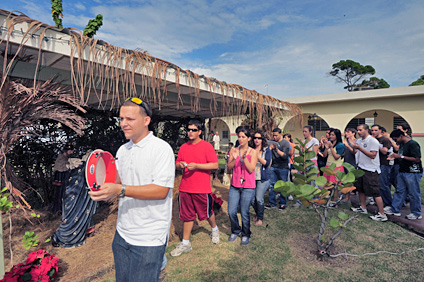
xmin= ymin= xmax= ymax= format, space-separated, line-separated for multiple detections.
xmin=228 ymin=234 xmax=238 ymax=243
xmin=278 ymin=205 xmax=286 ymax=211
xmin=240 ymin=236 xmax=249 ymax=246
xmin=264 ymin=203 xmax=276 ymax=209
xmin=351 ymin=206 xmax=368 ymax=214
xmin=406 ymin=213 xmax=423 ymax=220
xmin=384 ymin=206 xmax=400 ymax=216
xmin=210 ymin=230 xmax=220 ymax=244
xmin=368 ymin=197 xmax=376 ymax=206
xmin=370 ymin=212 xmax=388 ymax=222
xmin=170 ymin=242 xmax=192 ymax=257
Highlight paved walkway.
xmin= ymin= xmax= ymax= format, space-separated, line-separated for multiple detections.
xmin=351 ymin=195 xmax=424 ymax=236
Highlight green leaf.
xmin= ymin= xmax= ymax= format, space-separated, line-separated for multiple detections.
xmin=45 ymin=238 xmax=51 ymax=243
xmin=338 ymin=212 xmax=349 ymax=221
xmin=330 ymin=218 xmax=341 ymax=228
xmin=305 ymin=150 xmax=316 ymax=160
xmin=306 ymin=175 xmax=317 ymax=183
xmin=321 ymin=167 xmax=336 ymax=176
xmin=304 ymin=160 xmax=315 ymax=168
xmin=294 ymin=156 xmax=304 ymax=164
xmin=315 ymin=176 xmax=327 ymax=186
xmin=293 ymin=164 xmax=304 ymax=172
xmin=294 ymin=173 xmax=306 ymax=180
xmin=293 ymin=178 xmax=306 ymax=185
xmin=342 ymin=162 xmax=355 ymax=172
xmin=336 ymin=171 xmax=345 ymax=181
xmin=352 ymin=169 xmax=365 ymax=178
xmin=294 ymin=146 xmax=302 ymax=152
xmin=342 ymin=172 xmax=355 ymax=183
xmin=329 ymin=163 xmax=336 ymax=170
xmin=306 ymin=167 xmax=319 ymax=176
xmin=295 ymin=138 xmax=305 ymax=148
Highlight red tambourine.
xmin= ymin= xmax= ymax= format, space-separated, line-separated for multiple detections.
xmin=85 ymin=149 xmax=117 ymax=191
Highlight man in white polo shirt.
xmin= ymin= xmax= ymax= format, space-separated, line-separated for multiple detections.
xmin=351 ymin=124 xmax=387 ymax=222
xmin=89 ymin=97 xmax=175 ymax=282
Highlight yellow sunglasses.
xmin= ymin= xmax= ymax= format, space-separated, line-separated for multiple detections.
xmin=125 ymin=97 xmax=152 ymax=117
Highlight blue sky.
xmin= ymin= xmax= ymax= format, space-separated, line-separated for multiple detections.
xmin=2 ymin=0 xmax=424 ymax=100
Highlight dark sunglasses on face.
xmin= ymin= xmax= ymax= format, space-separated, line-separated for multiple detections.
xmin=253 ymin=137 xmax=262 ymax=140
xmin=187 ymin=128 xmax=199 ymax=132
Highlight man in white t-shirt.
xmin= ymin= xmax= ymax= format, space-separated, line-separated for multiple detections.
xmin=351 ymin=124 xmax=387 ymax=222
xmin=89 ymin=97 xmax=175 ymax=282
xmin=213 ymin=131 xmax=220 ymax=152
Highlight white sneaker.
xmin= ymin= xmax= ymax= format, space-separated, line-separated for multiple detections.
xmin=170 ymin=242 xmax=192 ymax=257
xmin=384 ymin=206 xmax=400 ymax=216
xmin=370 ymin=212 xmax=388 ymax=222
xmin=351 ymin=206 xmax=368 ymax=214
xmin=406 ymin=213 xmax=423 ymax=220
xmin=211 ymin=230 xmax=220 ymax=244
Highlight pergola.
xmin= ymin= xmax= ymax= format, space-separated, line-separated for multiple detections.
xmin=0 ymin=9 xmax=300 ymax=122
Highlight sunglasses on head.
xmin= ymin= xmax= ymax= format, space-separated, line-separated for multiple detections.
xmin=125 ymin=97 xmax=152 ymax=117
xmin=187 ymin=128 xmax=199 ymax=132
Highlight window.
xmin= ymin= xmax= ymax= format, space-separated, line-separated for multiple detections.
xmin=222 ymin=130 xmax=229 ymax=139
xmin=345 ymin=118 xmax=365 ymax=130
xmin=393 ymin=117 xmax=411 ymax=134
xmin=307 ymin=119 xmax=330 ymax=131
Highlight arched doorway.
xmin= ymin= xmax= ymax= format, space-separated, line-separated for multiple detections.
xmin=284 ymin=113 xmax=331 ymax=143
xmin=208 ymin=118 xmax=231 ymax=151
xmin=344 ymin=109 xmax=412 ymax=135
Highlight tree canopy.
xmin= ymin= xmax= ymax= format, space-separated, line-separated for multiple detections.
xmin=409 ymin=75 xmax=424 ymax=86
xmin=358 ymin=77 xmax=390 ymax=89
xmin=329 ymin=60 xmax=375 ymax=91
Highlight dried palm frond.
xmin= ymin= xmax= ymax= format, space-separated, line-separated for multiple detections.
xmin=0 ymin=75 xmax=86 ymax=205
xmin=0 ymin=8 xmax=301 ymax=125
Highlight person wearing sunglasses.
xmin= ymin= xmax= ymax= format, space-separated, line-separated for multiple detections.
xmin=171 ymin=119 xmax=220 ymax=257
xmin=89 ymin=97 xmax=175 ymax=282
xmin=251 ymin=130 xmax=272 ymax=226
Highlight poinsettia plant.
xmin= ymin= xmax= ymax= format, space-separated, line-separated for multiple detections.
xmin=1 ymin=249 xmax=58 ymax=282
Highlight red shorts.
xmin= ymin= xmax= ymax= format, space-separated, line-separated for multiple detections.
xmin=179 ymin=191 xmax=214 ymax=221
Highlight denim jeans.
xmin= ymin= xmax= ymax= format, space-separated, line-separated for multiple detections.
xmin=268 ymin=167 xmax=289 ymax=207
xmin=228 ymin=185 xmax=255 ymax=238
xmin=391 ymin=172 xmax=423 ymax=216
xmin=379 ymin=165 xmax=392 ymax=207
xmin=389 ymin=164 xmax=399 ymax=188
xmin=253 ymin=179 xmax=270 ymax=220
xmin=112 ymin=231 xmax=166 ymax=282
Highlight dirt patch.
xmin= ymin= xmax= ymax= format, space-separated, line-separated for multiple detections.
xmin=287 ymin=233 xmax=356 ymax=269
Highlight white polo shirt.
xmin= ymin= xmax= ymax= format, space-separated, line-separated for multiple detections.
xmin=355 ymin=135 xmax=380 ymax=173
xmin=115 ymin=131 xmax=175 ymax=246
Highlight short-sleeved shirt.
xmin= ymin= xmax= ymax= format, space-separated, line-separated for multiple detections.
xmin=176 ymin=140 xmax=218 ymax=193
xmin=115 ymin=132 xmax=175 ymax=247
xmin=399 ymin=140 xmax=423 ymax=173
xmin=355 ymin=135 xmax=380 ymax=173
xmin=343 ymin=139 xmax=356 ymax=167
xmin=304 ymin=138 xmax=319 ymax=161
xmin=376 ymin=136 xmax=391 ymax=166
xmin=326 ymin=143 xmax=345 ymax=167
xmin=271 ymin=139 xmax=291 ymax=169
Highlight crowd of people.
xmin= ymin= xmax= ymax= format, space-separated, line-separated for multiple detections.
xmin=86 ymin=97 xmax=422 ymax=281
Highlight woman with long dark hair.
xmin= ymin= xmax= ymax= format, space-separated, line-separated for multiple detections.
xmin=323 ymin=128 xmax=345 ymax=201
xmin=227 ymin=127 xmax=258 ymax=245
xmin=251 ymin=130 xmax=272 ymax=226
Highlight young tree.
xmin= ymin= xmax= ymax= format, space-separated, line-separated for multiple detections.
xmin=329 ymin=60 xmax=375 ymax=91
xmin=409 ymin=75 xmax=424 ymax=86
xmin=358 ymin=77 xmax=390 ymax=89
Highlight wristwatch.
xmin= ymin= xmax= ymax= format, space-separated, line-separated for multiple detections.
xmin=117 ymin=184 xmax=126 ymax=198
xmin=401 ymin=156 xmax=405 ymax=159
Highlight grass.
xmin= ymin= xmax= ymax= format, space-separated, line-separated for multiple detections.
xmin=163 ymin=201 xmax=424 ymax=282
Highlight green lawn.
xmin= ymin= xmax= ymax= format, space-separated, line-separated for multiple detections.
xmin=163 ymin=201 xmax=424 ymax=282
